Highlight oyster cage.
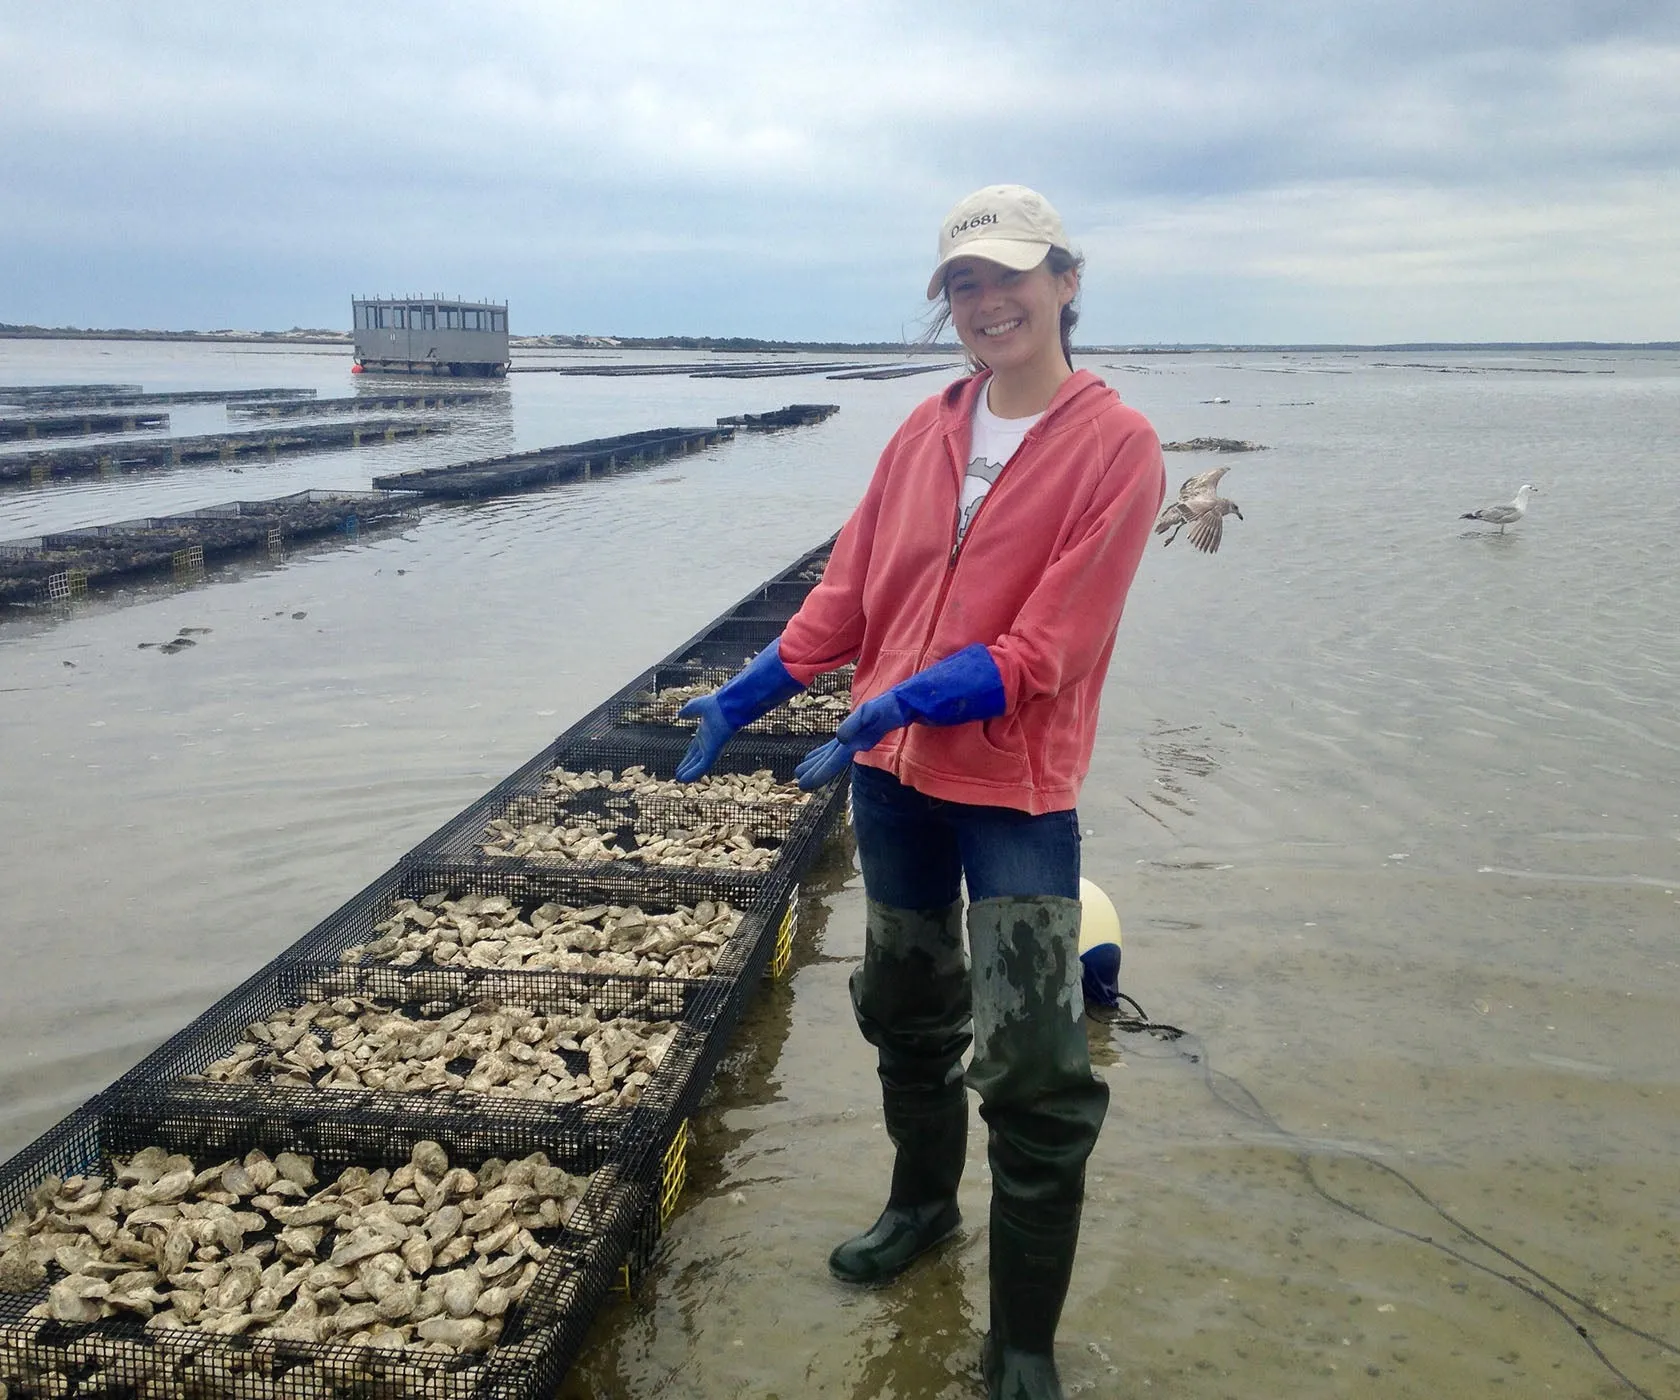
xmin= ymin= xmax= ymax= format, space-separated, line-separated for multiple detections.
xmin=711 ymin=579 xmax=811 ymax=624
xmin=270 ymin=861 xmax=785 ymax=993
xmin=0 ymin=1100 xmax=653 ymax=1400
xmin=598 ymin=662 xmax=853 ymax=741
xmin=0 ymin=529 xmax=861 ymax=1398
xmin=552 ymin=718 xmax=820 ymax=777
xmin=399 ymin=732 xmax=843 ymax=905
xmin=660 ymin=614 xmax=785 ymax=669
xmin=414 ymin=773 xmax=816 ymax=884
xmin=101 ymin=957 xmax=720 ymax=1145
xmin=775 ymin=536 xmax=835 ymax=586
xmin=659 ymin=634 xmax=767 ymax=671
xmin=394 ymin=715 xmax=826 ymax=861
xmin=614 ymin=1120 xmax=688 ymax=1298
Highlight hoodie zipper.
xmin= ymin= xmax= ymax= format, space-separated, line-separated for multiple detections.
xmin=888 ymin=415 xmax=1039 ymax=779
xmin=889 ymin=375 xmax=1086 ymax=779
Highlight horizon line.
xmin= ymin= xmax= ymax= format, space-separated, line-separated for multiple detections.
xmin=2 ymin=324 xmax=1677 ymax=354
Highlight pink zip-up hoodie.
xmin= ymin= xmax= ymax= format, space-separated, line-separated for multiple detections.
xmin=779 ymin=369 xmax=1165 ymax=814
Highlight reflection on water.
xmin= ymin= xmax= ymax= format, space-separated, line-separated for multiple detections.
xmin=2 ymin=341 xmax=1678 ymax=1397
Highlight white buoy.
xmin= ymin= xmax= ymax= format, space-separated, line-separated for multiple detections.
xmin=1077 ymin=877 xmax=1122 ymax=955
xmin=1077 ymin=877 xmax=1123 ymax=1008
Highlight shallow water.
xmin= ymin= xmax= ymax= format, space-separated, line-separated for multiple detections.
xmin=2 ymin=340 xmax=1676 ymax=1398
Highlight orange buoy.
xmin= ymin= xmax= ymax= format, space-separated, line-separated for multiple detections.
xmin=350 ymin=363 xmax=364 ymax=374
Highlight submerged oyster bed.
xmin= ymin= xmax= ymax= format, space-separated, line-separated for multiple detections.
xmin=343 ymin=892 xmax=745 ymax=980
xmin=191 ymin=994 xmax=677 ymax=1109
xmin=0 ymin=1141 xmax=593 ymax=1357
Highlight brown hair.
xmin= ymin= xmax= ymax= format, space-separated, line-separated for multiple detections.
xmin=923 ymin=247 xmax=1085 ymax=370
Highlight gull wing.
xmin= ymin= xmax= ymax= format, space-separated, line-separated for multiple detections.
xmin=1154 ymin=501 xmax=1192 ymax=534
xmin=1187 ymin=507 xmax=1227 ymax=554
xmin=1175 ymin=466 xmax=1230 ymax=500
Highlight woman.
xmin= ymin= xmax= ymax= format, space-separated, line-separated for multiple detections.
xmin=677 ymin=184 xmax=1164 ymax=1399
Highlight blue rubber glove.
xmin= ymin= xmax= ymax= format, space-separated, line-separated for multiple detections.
xmin=675 ymin=640 xmax=805 ymax=781
xmin=794 ymin=644 xmax=1006 ymax=790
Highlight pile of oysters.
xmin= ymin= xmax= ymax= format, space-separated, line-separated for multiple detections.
xmin=343 ymin=891 xmax=745 ymax=981
xmin=0 ymin=1139 xmax=598 ymax=1364
xmin=619 ymin=682 xmax=850 ymax=732
xmin=191 ymin=993 xmax=678 ymax=1110
xmin=477 ymin=767 xmax=809 ymax=873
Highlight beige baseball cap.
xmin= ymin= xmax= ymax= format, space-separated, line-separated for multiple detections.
xmin=926 ymin=184 xmax=1069 ymax=300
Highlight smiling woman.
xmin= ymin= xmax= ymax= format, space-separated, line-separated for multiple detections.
xmin=666 ymin=182 xmax=1166 ymax=1400
xmin=926 ymin=186 xmax=1086 ymax=414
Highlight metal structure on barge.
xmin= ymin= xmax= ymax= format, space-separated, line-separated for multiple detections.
xmin=352 ymin=295 xmax=510 ymax=378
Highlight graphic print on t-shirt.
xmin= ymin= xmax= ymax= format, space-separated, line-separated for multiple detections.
xmin=957 ymin=454 xmax=1008 ymax=544
xmin=958 ymin=394 xmax=1041 ymax=548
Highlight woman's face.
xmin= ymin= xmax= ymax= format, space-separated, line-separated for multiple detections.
xmin=944 ymin=256 xmax=1077 ymax=378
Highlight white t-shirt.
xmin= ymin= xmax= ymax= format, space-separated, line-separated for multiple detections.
xmin=956 ymin=392 xmax=1042 ymax=545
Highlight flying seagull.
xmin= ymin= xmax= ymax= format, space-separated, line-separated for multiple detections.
xmin=1155 ymin=466 xmax=1244 ymax=554
xmin=1461 ymin=483 xmax=1538 ymax=534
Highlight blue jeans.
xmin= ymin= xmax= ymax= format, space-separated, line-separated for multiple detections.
xmin=848 ymin=761 xmax=1080 ymax=905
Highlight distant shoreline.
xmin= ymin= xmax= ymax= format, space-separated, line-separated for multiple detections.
xmin=0 ymin=326 xmax=349 ymax=346
xmin=1 ymin=325 xmax=1675 ymax=354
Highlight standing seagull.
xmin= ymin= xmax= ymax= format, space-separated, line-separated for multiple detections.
xmin=1461 ymin=483 xmax=1538 ymax=534
xmin=1155 ymin=466 xmax=1244 ymax=554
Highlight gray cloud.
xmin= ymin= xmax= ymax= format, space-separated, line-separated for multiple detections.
xmin=3 ymin=2 xmax=1677 ymax=341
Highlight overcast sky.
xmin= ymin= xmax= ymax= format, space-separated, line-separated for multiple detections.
xmin=3 ymin=2 xmax=1678 ymax=344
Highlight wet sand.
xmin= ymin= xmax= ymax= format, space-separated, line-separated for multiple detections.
xmin=554 ymin=834 xmax=1677 ymax=1399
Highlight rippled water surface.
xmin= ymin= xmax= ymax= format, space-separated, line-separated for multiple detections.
xmin=2 ymin=340 xmax=1676 ymax=1398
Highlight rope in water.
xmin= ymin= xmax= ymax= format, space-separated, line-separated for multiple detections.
xmin=1099 ymin=998 xmax=1678 ymax=1399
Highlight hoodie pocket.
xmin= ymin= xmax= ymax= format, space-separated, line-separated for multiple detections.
xmin=856 ymin=648 xmax=922 ymax=704
xmin=902 ymin=710 xmax=1031 ymax=788
xmin=977 ymin=711 xmax=1033 ymax=775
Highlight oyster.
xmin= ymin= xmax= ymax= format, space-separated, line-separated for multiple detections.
xmin=194 ymin=992 xmax=679 ymax=1108
xmin=346 ymin=891 xmax=743 ymax=979
xmin=0 ymin=1140 xmax=597 ymax=1367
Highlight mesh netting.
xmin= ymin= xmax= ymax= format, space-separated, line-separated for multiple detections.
xmin=683 ymin=616 xmax=785 ymax=654
xmin=105 ymin=959 xmax=720 ymax=1137
xmin=776 ymin=537 xmax=835 ymax=586
xmin=402 ymin=733 xmax=842 ymax=901
xmin=442 ymin=782 xmax=799 ymax=873
xmin=271 ymin=862 xmax=782 ymax=987
xmin=599 ymin=662 xmax=853 ymax=739
xmin=0 ymin=1102 xmax=655 ymax=1400
xmin=0 ymin=531 xmax=855 ymax=1399
xmin=710 ymin=580 xmax=811 ymax=624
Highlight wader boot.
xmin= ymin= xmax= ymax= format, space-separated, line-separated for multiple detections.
xmin=829 ymin=898 xmax=971 ymax=1286
xmin=966 ymin=895 xmax=1109 ymax=1400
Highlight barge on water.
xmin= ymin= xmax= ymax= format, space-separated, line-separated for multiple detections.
xmin=352 ymin=296 xmax=510 ymax=378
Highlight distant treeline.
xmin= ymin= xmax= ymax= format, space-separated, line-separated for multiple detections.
xmin=0 ymin=324 xmax=346 ymax=344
